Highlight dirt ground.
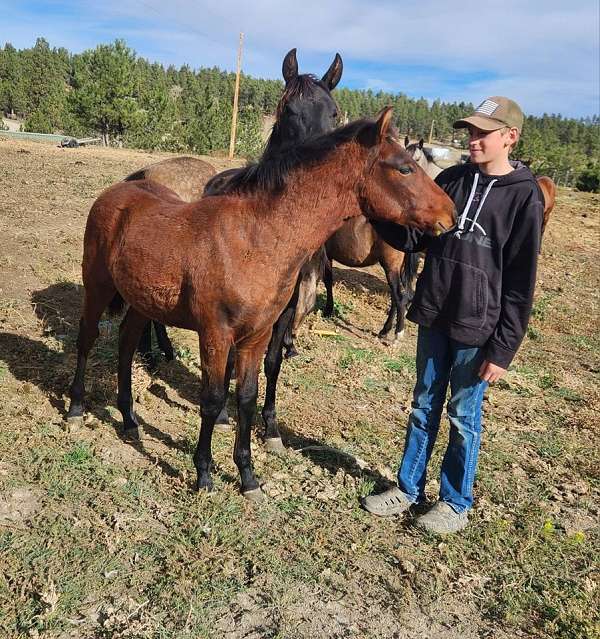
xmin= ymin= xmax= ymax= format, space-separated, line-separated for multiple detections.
xmin=0 ymin=138 xmax=598 ymax=639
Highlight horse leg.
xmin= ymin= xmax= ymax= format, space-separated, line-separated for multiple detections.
xmin=262 ymin=279 xmax=300 ymax=451
xmin=282 ymin=322 xmax=299 ymax=359
xmin=379 ymin=286 xmax=398 ymax=342
xmin=378 ymin=246 xmax=409 ymax=344
xmin=323 ymin=253 xmax=335 ymax=317
xmin=153 ymin=321 xmax=174 ymax=361
xmin=215 ymin=346 xmax=235 ymax=431
xmin=66 ymin=284 xmax=116 ymax=424
xmin=117 ymin=307 xmax=150 ymax=440
xmin=137 ymin=321 xmax=157 ymax=372
xmin=193 ymin=338 xmax=230 ymax=492
xmin=378 ymin=266 xmax=403 ymax=344
xmin=235 ymin=330 xmax=272 ymax=500
xmin=262 ymin=306 xmax=297 ymax=452
xmin=395 ymin=252 xmax=420 ymax=339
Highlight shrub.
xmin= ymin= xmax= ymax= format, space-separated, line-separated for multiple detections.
xmin=576 ymin=162 xmax=600 ymax=193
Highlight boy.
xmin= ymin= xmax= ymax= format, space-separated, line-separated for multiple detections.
xmin=362 ymin=97 xmax=544 ymax=533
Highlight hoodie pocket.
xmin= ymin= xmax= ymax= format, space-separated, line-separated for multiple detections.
xmin=416 ymin=255 xmax=488 ymax=328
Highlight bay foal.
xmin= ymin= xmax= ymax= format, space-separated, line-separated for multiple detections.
xmin=66 ymin=109 xmax=455 ymax=499
xmin=127 ymin=48 xmax=342 ymax=370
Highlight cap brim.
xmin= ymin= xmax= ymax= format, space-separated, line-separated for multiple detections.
xmin=453 ymin=115 xmax=506 ymax=131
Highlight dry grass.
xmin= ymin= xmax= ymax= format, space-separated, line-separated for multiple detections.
xmin=0 ymin=138 xmax=598 ymax=638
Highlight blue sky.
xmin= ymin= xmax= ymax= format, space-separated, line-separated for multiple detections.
xmin=1 ymin=0 xmax=598 ymax=118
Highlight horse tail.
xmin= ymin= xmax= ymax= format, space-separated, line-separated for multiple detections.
xmin=108 ymin=292 xmax=125 ymax=316
xmin=399 ymin=251 xmax=420 ymax=302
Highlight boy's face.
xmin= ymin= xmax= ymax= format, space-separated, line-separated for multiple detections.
xmin=467 ymin=125 xmax=519 ymax=164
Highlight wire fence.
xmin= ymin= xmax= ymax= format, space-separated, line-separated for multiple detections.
xmin=542 ymin=167 xmax=581 ymax=188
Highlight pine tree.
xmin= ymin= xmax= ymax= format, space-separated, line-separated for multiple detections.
xmin=70 ymin=40 xmax=138 ymax=145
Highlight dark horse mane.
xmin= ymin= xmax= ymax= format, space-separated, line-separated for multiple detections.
xmin=220 ymin=118 xmax=371 ymax=196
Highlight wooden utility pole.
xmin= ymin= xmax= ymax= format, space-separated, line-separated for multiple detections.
xmin=428 ymin=119 xmax=435 ymax=144
xmin=228 ymin=32 xmax=244 ymax=159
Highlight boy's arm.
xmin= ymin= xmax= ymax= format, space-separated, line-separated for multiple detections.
xmin=485 ymin=194 xmax=544 ymax=369
xmin=371 ymin=168 xmax=455 ymax=252
xmin=369 ymin=221 xmax=432 ymax=253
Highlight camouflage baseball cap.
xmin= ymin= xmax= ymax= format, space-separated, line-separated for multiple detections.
xmin=453 ymin=96 xmax=524 ymax=132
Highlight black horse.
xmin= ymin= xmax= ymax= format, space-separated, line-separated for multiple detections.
xmin=139 ymin=48 xmax=343 ymax=448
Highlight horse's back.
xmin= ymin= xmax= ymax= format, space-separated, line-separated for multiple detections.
xmin=124 ymin=156 xmax=216 ymax=202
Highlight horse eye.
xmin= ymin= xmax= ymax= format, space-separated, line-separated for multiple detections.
xmin=398 ymin=165 xmax=413 ymax=175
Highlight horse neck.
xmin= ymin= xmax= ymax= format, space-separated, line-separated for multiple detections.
xmin=258 ymin=143 xmax=366 ymax=260
xmin=262 ymin=122 xmax=312 ymax=159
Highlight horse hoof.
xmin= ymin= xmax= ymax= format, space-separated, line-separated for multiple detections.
xmin=214 ymin=420 xmax=233 ymax=433
xmin=396 ymin=330 xmax=405 ymax=340
xmin=64 ymin=415 xmax=84 ymax=433
xmin=196 ymin=479 xmax=214 ymax=493
xmin=378 ymin=333 xmax=396 ymax=346
xmin=122 ymin=427 xmax=140 ymax=442
xmin=264 ymin=437 xmax=285 ymax=453
xmin=242 ymin=487 xmax=266 ymax=502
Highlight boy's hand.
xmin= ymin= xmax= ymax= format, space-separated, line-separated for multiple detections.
xmin=479 ymin=360 xmax=507 ymax=383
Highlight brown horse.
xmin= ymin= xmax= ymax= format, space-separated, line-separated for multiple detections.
xmin=124 ymin=49 xmax=343 ymax=371
xmin=66 ymin=109 xmax=455 ymax=499
xmin=323 ymin=218 xmax=419 ymax=343
xmin=536 ymin=175 xmax=556 ymax=236
xmin=123 ymin=157 xmax=217 ymax=366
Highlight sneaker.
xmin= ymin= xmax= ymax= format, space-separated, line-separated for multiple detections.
xmin=361 ymin=486 xmax=413 ymax=516
xmin=414 ymin=501 xmax=468 ymax=534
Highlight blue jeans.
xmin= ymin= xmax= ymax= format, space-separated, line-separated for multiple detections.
xmin=397 ymin=325 xmax=488 ymax=513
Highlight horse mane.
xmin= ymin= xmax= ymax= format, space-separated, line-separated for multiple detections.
xmin=220 ymin=118 xmax=372 ymax=195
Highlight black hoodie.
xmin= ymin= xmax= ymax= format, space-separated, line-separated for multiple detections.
xmin=373 ymin=161 xmax=544 ymax=368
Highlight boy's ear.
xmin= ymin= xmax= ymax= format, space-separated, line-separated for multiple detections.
xmin=505 ymin=127 xmax=520 ymax=149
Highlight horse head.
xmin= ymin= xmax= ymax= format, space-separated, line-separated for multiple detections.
xmin=359 ymin=108 xmax=456 ymax=233
xmin=267 ymin=49 xmax=343 ymax=150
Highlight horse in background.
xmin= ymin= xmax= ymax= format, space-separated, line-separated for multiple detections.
xmin=536 ymin=175 xmax=556 ymax=236
xmin=66 ymin=109 xmax=456 ymax=499
xmin=323 ymin=219 xmax=420 ymax=343
xmin=404 ymin=137 xmax=444 ymax=179
xmin=124 ymin=156 xmax=216 ymax=201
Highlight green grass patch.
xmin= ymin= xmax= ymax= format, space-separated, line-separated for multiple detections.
xmin=383 ymin=354 xmax=416 ymax=374
xmin=338 ymin=346 xmax=376 ymax=370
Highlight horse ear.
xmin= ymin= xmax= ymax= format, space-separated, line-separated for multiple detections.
xmin=418 ymin=138 xmax=424 ymax=149
xmin=321 ymin=53 xmax=343 ymax=90
xmin=374 ymin=106 xmax=394 ymax=143
xmin=404 ymin=135 xmax=410 ymax=148
xmin=282 ymin=48 xmax=298 ymax=84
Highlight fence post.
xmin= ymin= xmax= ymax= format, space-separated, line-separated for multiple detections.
xmin=228 ymin=32 xmax=244 ymax=160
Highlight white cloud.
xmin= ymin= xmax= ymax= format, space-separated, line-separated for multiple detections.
xmin=2 ymin=0 xmax=598 ymax=116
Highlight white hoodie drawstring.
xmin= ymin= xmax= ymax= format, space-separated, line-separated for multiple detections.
xmin=454 ymin=172 xmax=497 ymax=238
xmin=469 ymin=179 xmax=497 ymax=235
xmin=454 ymin=172 xmax=479 ymax=238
